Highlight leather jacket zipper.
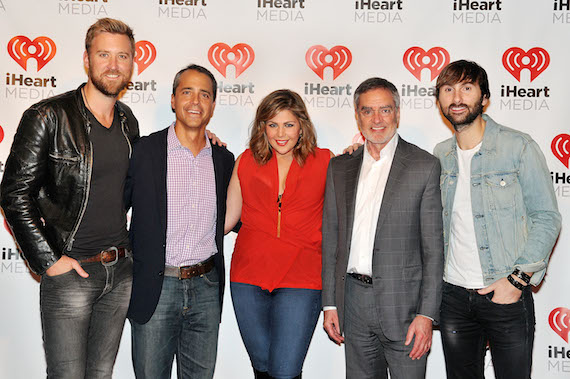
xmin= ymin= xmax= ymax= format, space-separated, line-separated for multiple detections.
xmin=66 ymin=126 xmax=93 ymax=251
xmin=119 ymin=112 xmax=132 ymax=157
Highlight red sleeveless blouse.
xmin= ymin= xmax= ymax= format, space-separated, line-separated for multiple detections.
xmin=230 ymin=148 xmax=331 ymax=291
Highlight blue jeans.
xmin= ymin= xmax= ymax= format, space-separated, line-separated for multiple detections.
xmin=440 ymin=282 xmax=535 ymax=379
xmin=230 ymin=282 xmax=321 ymax=379
xmin=131 ymin=268 xmax=221 ymax=379
xmin=40 ymin=256 xmax=133 ymax=379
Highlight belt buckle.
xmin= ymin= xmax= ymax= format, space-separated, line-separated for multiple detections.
xmin=101 ymin=246 xmax=119 ymax=267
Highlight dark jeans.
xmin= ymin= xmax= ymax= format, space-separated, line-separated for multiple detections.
xmin=440 ymin=282 xmax=535 ymax=379
xmin=131 ymin=268 xmax=221 ymax=379
xmin=230 ymin=282 xmax=321 ymax=379
xmin=40 ymin=256 xmax=133 ymax=379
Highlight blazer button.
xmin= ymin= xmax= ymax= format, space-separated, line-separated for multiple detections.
xmin=158 ymin=271 xmax=164 ymax=276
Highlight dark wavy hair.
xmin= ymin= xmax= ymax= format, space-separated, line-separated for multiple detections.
xmin=436 ymin=60 xmax=490 ymax=100
xmin=249 ymin=89 xmax=317 ymax=166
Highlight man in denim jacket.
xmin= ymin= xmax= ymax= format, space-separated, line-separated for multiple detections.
xmin=433 ymin=60 xmax=561 ymax=379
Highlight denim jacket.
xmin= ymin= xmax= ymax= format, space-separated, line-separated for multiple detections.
xmin=434 ymin=115 xmax=561 ymax=286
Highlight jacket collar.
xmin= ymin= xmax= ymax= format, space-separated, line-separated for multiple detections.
xmin=74 ymin=83 xmax=128 ymax=134
xmin=446 ymin=113 xmax=500 ymax=156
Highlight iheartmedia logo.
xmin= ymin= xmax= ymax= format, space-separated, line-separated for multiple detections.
xmin=552 ymin=134 xmax=570 ymax=169
xmin=549 ymin=307 xmax=570 ymax=343
xmin=305 ymin=45 xmax=352 ymax=80
xmin=403 ymin=47 xmax=449 ymax=82
xmin=134 ymin=41 xmax=156 ymax=75
xmin=0 ymin=124 xmax=4 ymax=144
xmin=123 ymin=40 xmax=158 ymax=104
xmin=8 ymin=36 xmax=56 ymax=71
xmin=208 ymin=43 xmax=255 ymax=78
xmin=502 ymin=47 xmax=550 ymax=82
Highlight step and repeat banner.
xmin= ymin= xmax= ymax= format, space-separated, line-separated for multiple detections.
xmin=1 ymin=0 xmax=569 ymax=378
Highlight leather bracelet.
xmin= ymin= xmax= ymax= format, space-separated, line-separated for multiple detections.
xmin=507 ymin=274 xmax=526 ymax=290
xmin=512 ymin=268 xmax=531 ymax=284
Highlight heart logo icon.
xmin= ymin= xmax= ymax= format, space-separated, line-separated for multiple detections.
xmin=403 ymin=46 xmax=450 ymax=82
xmin=503 ymin=47 xmax=550 ymax=82
xmin=305 ymin=45 xmax=352 ymax=80
xmin=134 ymin=41 xmax=157 ymax=75
xmin=551 ymin=134 xmax=570 ymax=169
xmin=8 ymin=36 xmax=56 ymax=71
xmin=549 ymin=307 xmax=570 ymax=343
xmin=208 ymin=43 xmax=255 ymax=78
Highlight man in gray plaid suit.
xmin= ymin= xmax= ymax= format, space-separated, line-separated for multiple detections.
xmin=322 ymin=77 xmax=444 ymax=379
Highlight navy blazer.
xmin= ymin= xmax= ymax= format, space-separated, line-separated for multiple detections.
xmin=125 ymin=127 xmax=234 ymax=324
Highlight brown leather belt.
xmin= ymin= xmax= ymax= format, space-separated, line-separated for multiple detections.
xmin=348 ymin=272 xmax=373 ymax=285
xmin=79 ymin=247 xmax=130 ymax=266
xmin=165 ymin=257 xmax=215 ymax=280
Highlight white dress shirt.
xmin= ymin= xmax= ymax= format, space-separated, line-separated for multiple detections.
xmin=347 ymin=134 xmax=399 ymax=276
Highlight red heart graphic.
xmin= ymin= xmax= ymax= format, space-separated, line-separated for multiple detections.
xmin=549 ymin=307 xmax=570 ymax=343
xmin=305 ymin=45 xmax=352 ymax=80
xmin=208 ymin=43 xmax=255 ymax=78
xmin=502 ymin=47 xmax=550 ymax=82
xmin=551 ymin=134 xmax=570 ymax=169
xmin=403 ymin=46 xmax=450 ymax=82
xmin=7 ymin=36 xmax=56 ymax=71
xmin=134 ymin=40 xmax=157 ymax=75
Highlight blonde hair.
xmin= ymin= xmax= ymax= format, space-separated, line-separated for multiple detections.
xmin=85 ymin=18 xmax=135 ymax=55
xmin=249 ymin=89 xmax=317 ymax=166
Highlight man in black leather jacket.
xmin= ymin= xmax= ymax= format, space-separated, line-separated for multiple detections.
xmin=0 ymin=18 xmax=139 ymax=378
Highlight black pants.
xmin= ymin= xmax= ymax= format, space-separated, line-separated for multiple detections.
xmin=440 ymin=282 xmax=535 ymax=379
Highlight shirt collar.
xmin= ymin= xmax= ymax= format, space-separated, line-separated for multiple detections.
xmin=363 ymin=133 xmax=399 ymax=165
xmin=167 ymin=123 xmax=212 ymax=153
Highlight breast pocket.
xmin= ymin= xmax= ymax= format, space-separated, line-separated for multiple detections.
xmin=484 ymin=172 xmax=518 ymax=210
xmin=48 ymin=152 xmax=81 ymax=182
xmin=439 ymin=173 xmax=456 ymax=207
xmin=49 ymin=152 xmax=81 ymax=165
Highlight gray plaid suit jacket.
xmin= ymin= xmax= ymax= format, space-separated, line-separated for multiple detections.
xmin=322 ymin=138 xmax=444 ymax=341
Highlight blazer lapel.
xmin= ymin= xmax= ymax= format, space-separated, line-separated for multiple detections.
xmin=211 ymin=142 xmax=224 ymax=239
xmin=345 ymin=146 xmax=364 ymax=254
xmin=153 ymin=130 xmax=168 ymax=234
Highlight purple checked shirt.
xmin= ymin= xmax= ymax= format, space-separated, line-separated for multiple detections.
xmin=165 ymin=123 xmax=217 ymax=267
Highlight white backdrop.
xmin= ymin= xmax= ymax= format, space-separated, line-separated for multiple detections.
xmin=1 ymin=0 xmax=569 ymax=378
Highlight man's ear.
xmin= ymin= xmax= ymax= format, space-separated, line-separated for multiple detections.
xmin=83 ymin=50 xmax=90 ymax=71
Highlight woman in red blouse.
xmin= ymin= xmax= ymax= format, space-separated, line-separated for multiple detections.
xmin=225 ymin=89 xmax=333 ymax=379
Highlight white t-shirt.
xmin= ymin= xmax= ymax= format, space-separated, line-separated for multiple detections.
xmin=445 ymin=142 xmax=485 ymax=289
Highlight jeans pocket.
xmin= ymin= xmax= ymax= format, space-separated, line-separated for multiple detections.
xmin=483 ymin=291 xmax=524 ymax=307
xmin=43 ymin=268 xmax=76 ymax=280
xmin=202 ymin=269 xmax=220 ymax=287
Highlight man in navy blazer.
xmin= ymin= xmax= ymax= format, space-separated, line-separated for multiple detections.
xmin=125 ymin=64 xmax=234 ymax=379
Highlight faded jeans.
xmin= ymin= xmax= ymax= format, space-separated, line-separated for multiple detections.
xmin=130 ymin=267 xmax=221 ymax=379
xmin=40 ymin=256 xmax=133 ymax=379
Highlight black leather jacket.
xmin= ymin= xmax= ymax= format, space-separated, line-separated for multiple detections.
xmin=0 ymin=84 xmax=139 ymax=274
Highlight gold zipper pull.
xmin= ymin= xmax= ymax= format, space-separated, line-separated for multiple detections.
xmin=277 ymin=194 xmax=282 ymax=238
